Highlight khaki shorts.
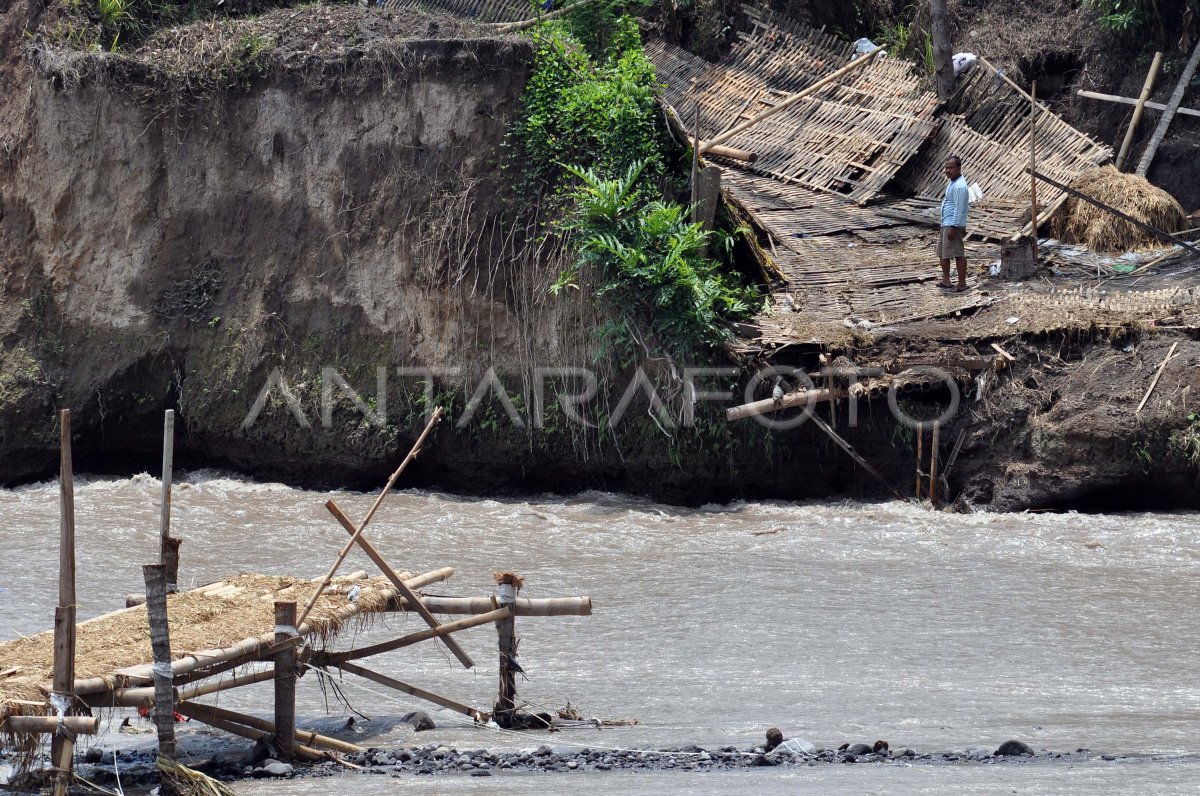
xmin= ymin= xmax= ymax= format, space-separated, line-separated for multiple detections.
xmin=937 ymin=226 xmax=966 ymax=259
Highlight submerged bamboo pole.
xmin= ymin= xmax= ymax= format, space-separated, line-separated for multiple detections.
xmin=175 ymin=701 xmax=364 ymax=756
xmin=143 ymin=564 xmax=176 ymax=766
xmin=333 ymin=662 xmax=487 ymax=722
xmin=273 ymin=602 xmax=297 ymax=762
xmin=51 ymin=409 xmax=77 ymax=796
xmin=174 ymin=703 xmax=329 ymax=762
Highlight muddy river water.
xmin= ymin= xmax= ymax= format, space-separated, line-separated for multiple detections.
xmin=1 ymin=473 xmax=1198 ymax=794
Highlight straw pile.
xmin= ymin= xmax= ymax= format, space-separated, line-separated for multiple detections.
xmin=0 ymin=573 xmax=397 ymax=710
xmin=1051 ymin=166 xmax=1186 ymax=252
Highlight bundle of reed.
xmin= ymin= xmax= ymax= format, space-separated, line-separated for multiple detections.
xmin=157 ymin=755 xmax=239 ymax=796
xmin=1050 ymin=166 xmax=1186 ymax=252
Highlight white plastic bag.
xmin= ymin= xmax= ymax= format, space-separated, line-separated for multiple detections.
xmin=953 ymin=52 xmax=978 ymax=76
xmin=967 ymin=182 xmax=984 ymax=205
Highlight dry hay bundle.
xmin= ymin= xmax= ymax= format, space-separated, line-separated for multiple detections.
xmin=1051 ymin=166 xmax=1186 ymax=252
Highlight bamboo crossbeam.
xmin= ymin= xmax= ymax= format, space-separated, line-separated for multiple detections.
xmin=98 ymin=667 xmax=277 ymax=708
xmin=388 ymin=595 xmax=592 ymax=617
xmin=73 ymin=569 xmax=447 ymax=695
xmin=700 ymin=47 xmax=882 ymax=153
xmin=332 ymin=662 xmax=486 ymax=722
xmin=1077 ymin=89 xmax=1200 ymax=120
xmin=3 ymin=716 xmax=99 ymax=735
xmin=317 ymin=607 xmax=511 ymax=666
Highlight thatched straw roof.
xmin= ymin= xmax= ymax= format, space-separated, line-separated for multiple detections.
xmin=1051 ymin=166 xmax=1187 ymax=253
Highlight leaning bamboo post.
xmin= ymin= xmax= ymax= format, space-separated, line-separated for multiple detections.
xmin=1136 ymin=38 xmax=1200 ymax=177
xmin=493 ymin=576 xmax=520 ymax=729
xmin=143 ymin=564 xmax=177 ymax=768
xmin=1029 ymin=81 xmax=1039 ymax=262
xmin=915 ymin=421 xmax=923 ymax=499
xmin=173 ymin=703 xmax=328 ymax=762
xmin=700 ymin=47 xmax=882 ymax=153
xmin=174 ymin=702 xmax=363 ymax=756
xmin=690 ymin=104 xmax=701 ymax=224
xmin=160 ymin=410 xmax=181 ymax=593
xmin=273 ymin=602 xmax=297 ymax=762
xmin=1116 ymin=52 xmax=1163 ymax=171
xmin=322 ymin=495 xmax=474 ymax=669
xmin=296 ymin=408 xmax=457 ymax=653
xmin=51 ymin=409 xmax=77 ymax=796
xmin=930 ymin=421 xmax=941 ymax=508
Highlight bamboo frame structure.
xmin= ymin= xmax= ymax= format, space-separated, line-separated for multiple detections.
xmin=1 ymin=419 xmax=595 ymax=774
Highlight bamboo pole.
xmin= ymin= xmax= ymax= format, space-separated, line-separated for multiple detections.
xmin=1116 ymin=52 xmax=1164 ymax=171
xmin=273 ymin=602 xmax=297 ymax=762
xmin=1029 ymin=81 xmax=1039 ymax=260
xmin=159 ymin=410 xmax=180 ymax=592
xmin=1136 ymin=341 xmax=1179 ymax=414
xmin=684 ymin=138 xmax=758 ymax=162
xmin=173 ymin=703 xmax=329 ymax=763
xmin=321 ymin=494 xmax=473 ymax=669
xmin=810 ymin=413 xmax=906 ymax=500
xmin=491 ymin=0 xmax=599 ymax=33
xmin=700 ymin=47 xmax=882 ymax=153
xmin=389 ymin=595 xmax=592 ymax=616
xmin=333 ymin=662 xmax=487 ymax=722
xmin=101 ymin=667 xmax=277 ymax=708
xmin=726 ymin=388 xmax=838 ymax=422
xmin=493 ymin=579 xmax=519 ymax=729
xmin=318 ymin=607 xmax=511 ymax=665
xmin=51 ymin=409 xmax=77 ymax=796
xmin=143 ymin=564 xmax=177 ymax=767
xmin=1136 ymin=38 xmax=1200 ymax=177
xmin=929 ymin=421 xmax=941 ymax=508
xmin=1028 ymin=168 xmax=1200 ymax=256
xmin=3 ymin=716 xmax=99 ymax=735
xmin=175 ymin=702 xmax=364 ymax=756
xmin=691 ymin=104 xmax=701 ymax=224
xmin=1077 ymin=89 xmax=1200 ymax=120
xmin=73 ymin=568 xmax=452 ymax=695
xmin=915 ymin=421 xmax=923 ymax=498
xmin=296 ymin=408 xmax=459 ymax=667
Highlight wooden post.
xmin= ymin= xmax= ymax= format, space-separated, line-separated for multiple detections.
xmin=915 ymin=421 xmax=923 ymax=499
xmin=273 ymin=602 xmax=297 ymax=762
xmin=930 ymin=0 xmax=955 ymax=100
xmin=1029 ymin=81 xmax=1039 ymax=262
xmin=1116 ymin=51 xmax=1163 ymax=171
xmin=493 ymin=576 xmax=520 ymax=729
xmin=51 ymin=409 xmax=77 ymax=796
xmin=160 ymin=410 xmax=181 ymax=592
xmin=930 ymin=421 xmax=941 ymax=508
xmin=142 ymin=564 xmax=177 ymax=771
xmin=690 ymin=104 xmax=701 ymax=224
xmin=1136 ymin=38 xmax=1200 ymax=177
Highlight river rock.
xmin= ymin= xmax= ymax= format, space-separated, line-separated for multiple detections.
xmin=995 ymin=740 xmax=1035 ymax=757
xmin=400 ymin=711 xmax=436 ymax=732
xmin=845 ymin=743 xmax=873 ymax=756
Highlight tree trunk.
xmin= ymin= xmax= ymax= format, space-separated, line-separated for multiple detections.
xmin=930 ymin=0 xmax=955 ymax=100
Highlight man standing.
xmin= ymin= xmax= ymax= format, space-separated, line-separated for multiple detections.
xmin=938 ymin=155 xmax=970 ymax=291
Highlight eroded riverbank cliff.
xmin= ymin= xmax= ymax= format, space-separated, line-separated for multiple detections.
xmin=1 ymin=1 xmax=1198 ymax=511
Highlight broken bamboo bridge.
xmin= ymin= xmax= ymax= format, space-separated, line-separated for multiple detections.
xmin=0 ymin=408 xmax=592 ymax=793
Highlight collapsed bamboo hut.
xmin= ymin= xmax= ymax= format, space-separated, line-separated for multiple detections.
xmin=0 ymin=408 xmax=593 ymax=792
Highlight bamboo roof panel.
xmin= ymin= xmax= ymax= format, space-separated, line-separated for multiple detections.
xmin=0 ymin=573 xmax=402 ymax=710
